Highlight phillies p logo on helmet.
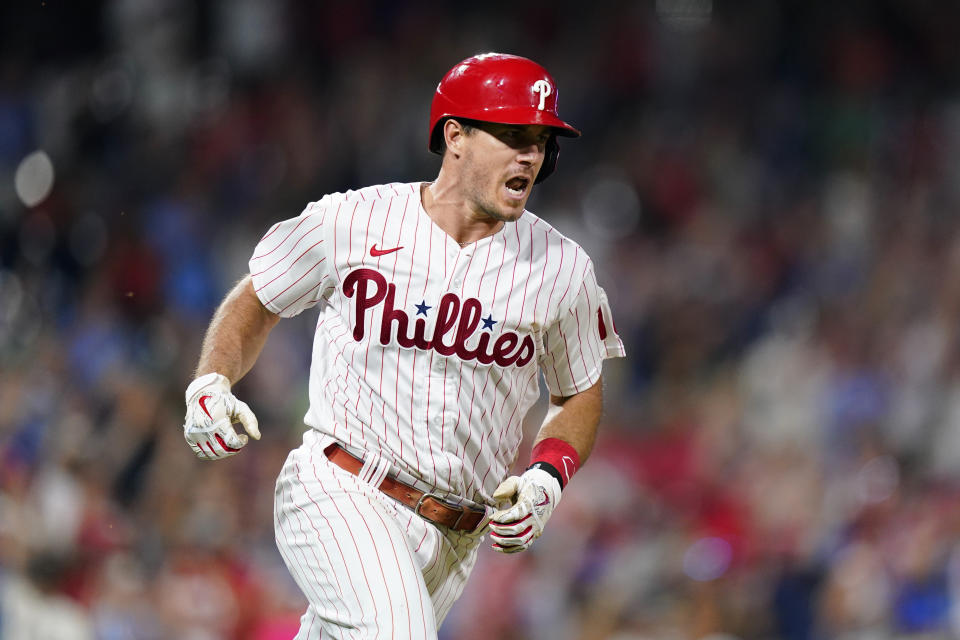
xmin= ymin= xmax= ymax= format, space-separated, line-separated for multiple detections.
xmin=532 ymin=79 xmax=552 ymax=110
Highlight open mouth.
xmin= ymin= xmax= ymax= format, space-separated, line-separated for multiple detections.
xmin=505 ymin=176 xmax=530 ymax=198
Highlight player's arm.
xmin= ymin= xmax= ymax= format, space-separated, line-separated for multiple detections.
xmin=183 ymin=275 xmax=281 ymax=460
xmin=196 ymin=275 xmax=281 ymax=381
xmin=489 ymin=378 xmax=603 ymax=553
xmin=535 ymin=377 xmax=603 ymax=464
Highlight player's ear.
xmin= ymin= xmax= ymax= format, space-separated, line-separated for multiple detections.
xmin=443 ymin=118 xmax=468 ymax=156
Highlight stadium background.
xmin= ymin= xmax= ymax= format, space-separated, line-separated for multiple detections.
xmin=3 ymin=1 xmax=960 ymax=638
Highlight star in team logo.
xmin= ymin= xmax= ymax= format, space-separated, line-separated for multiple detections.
xmin=413 ymin=300 xmax=496 ymax=329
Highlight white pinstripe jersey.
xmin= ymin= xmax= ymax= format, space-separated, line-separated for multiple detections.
xmin=250 ymin=182 xmax=625 ymax=507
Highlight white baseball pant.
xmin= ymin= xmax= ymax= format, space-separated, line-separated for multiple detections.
xmin=274 ymin=429 xmax=484 ymax=639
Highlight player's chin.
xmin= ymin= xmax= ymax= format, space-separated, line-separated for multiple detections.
xmin=497 ymin=208 xmax=525 ymax=222
xmin=495 ymin=193 xmax=528 ymax=220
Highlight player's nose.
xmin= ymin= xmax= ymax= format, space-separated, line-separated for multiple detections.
xmin=515 ymin=146 xmax=543 ymax=171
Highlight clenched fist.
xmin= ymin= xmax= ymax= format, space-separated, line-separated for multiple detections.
xmin=489 ymin=467 xmax=561 ymax=553
xmin=183 ymin=372 xmax=260 ymax=460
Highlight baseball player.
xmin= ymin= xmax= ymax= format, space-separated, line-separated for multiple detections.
xmin=183 ymin=52 xmax=625 ymax=639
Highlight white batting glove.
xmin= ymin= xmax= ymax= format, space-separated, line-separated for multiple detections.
xmin=183 ymin=372 xmax=260 ymax=460
xmin=489 ymin=467 xmax=561 ymax=553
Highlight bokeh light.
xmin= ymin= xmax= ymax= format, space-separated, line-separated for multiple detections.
xmin=580 ymin=169 xmax=642 ymax=240
xmin=683 ymin=537 xmax=733 ymax=582
xmin=14 ymin=150 xmax=55 ymax=208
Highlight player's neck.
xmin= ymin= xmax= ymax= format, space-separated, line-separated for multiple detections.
xmin=420 ymin=181 xmax=504 ymax=246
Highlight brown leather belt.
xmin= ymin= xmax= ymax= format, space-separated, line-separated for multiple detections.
xmin=324 ymin=443 xmax=486 ymax=532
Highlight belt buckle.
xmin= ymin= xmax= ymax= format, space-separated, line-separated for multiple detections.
xmin=414 ymin=492 xmax=466 ymax=529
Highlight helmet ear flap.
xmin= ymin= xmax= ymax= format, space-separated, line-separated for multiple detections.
xmin=429 ymin=118 xmax=448 ymax=155
xmin=534 ymin=136 xmax=560 ymax=184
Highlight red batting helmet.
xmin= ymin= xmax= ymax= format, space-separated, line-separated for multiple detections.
xmin=429 ymin=53 xmax=581 ymax=184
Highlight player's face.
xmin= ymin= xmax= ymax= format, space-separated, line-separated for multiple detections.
xmin=459 ymin=123 xmax=550 ymax=222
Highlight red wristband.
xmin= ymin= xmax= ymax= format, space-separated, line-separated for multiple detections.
xmin=529 ymin=438 xmax=581 ymax=489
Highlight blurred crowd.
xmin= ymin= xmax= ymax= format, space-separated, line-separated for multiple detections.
xmin=4 ymin=1 xmax=960 ymax=638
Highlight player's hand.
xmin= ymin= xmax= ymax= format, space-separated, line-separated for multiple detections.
xmin=488 ymin=467 xmax=561 ymax=553
xmin=183 ymin=372 xmax=260 ymax=460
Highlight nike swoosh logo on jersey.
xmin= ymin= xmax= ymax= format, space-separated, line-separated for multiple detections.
xmin=370 ymin=244 xmax=403 ymax=257
xmin=198 ymin=395 xmax=214 ymax=419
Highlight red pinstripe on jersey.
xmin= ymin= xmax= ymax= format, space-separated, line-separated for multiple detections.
xmin=250 ymin=182 xmax=625 ymax=506
xmin=251 ymin=216 xmax=312 ymax=261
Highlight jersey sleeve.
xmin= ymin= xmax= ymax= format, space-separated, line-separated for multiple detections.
xmin=248 ymin=199 xmax=336 ymax=317
xmin=540 ymin=260 xmax=626 ymax=396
